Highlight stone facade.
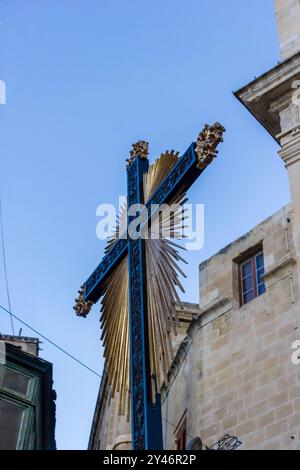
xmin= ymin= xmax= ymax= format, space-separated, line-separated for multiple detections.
xmin=275 ymin=0 xmax=300 ymax=60
xmin=90 ymin=205 xmax=300 ymax=450
xmin=162 ymin=206 xmax=300 ymax=450
xmin=88 ymin=2 xmax=300 ymax=450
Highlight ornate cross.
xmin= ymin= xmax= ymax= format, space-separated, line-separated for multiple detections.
xmin=74 ymin=123 xmax=225 ymax=450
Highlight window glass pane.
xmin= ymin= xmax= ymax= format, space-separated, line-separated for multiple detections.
xmin=256 ymin=267 xmax=264 ymax=286
xmin=256 ymin=253 xmax=265 ymax=296
xmin=256 ymin=253 xmax=264 ymax=269
xmin=25 ymin=414 xmax=37 ymax=450
xmin=0 ymin=399 xmax=23 ymax=449
xmin=242 ymin=275 xmax=253 ymax=293
xmin=258 ymin=283 xmax=266 ymax=295
xmin=241 ymin=260 xmax=252 ymax=278
xmin=3 ymin=368 xmax=30 ymax=397
xmin=257 ymin=265 xmax=264 ymax=274
xmin=243 ymin=290 xmax=254 ymax=304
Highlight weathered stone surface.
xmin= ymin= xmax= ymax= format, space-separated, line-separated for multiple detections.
xmin=275 ymin=0 xmax=300 ymax=60
xmin=161 ymin=206 xmax=300 ymax=450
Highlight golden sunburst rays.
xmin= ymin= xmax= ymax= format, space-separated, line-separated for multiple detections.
xmin=146 ymin=238 xmax=187 ymax=387
xmin=100 ymin=255 xmax=130 ymax=415
xmin=99 ymin=149 xmax=188 ymax=416
xmin=143 ymin=150 xmax=179 ymax=202
xmin=145 ymin=152 xmax=188 ymax=392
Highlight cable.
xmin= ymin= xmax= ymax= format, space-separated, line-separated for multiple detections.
xmin=0 ymin=195 xmax=14 ymax=335
xmin=0 ymin=198 xmax=194 ymax=441
xmin=0 ymin=303 xmax=197 ymax=443
xmin=0 ymin=303 xmax=101 ymax=379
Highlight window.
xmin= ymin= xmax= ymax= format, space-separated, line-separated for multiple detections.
xmin=175 ymin=414 xmax=187 ymax=450
xmin=0 ymin=342 xmax=56 ymax=450
xmin=3 ymin=368 xmax=30 ymax=396
xmin=0 ymin=363 xmax=39 ymax=450
xmin=240 ymin=251 xmax=266 ymax=305
xmin=0 ymin=399 xmax=24 ymax=449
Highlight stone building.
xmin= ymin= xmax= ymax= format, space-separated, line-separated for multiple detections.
xmin=89 ymin=0 xmax=300 ymax=450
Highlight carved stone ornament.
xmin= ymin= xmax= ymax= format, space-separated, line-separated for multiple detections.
xmin=195 ymin=122 xmax=225 ymax=170
xmin=73 ymin=285 xmax=93 ymax=317
xmin=126 ymin=140 xmax=149 ymax=167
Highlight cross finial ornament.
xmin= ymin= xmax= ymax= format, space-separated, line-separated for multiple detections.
xmin=73 ymin=285 xmax=93 ymax=317
xmin=126 ymin=140 xmax=149 ymax=166
xmin=195 ymin=122 xmax=225 ymax=170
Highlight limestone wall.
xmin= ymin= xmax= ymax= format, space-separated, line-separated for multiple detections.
xmin=162 ymin=206 xmax=300 ymax=449
xmin=275 ymin=0 xmax=300 ymax=60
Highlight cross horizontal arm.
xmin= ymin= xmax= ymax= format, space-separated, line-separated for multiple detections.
xmin=146 ymin=143 xmax=199 ymax=208
xmin=82 ymin=144 xmax=197 ymax=305
xmin=79 ymin=122 xmax=225 ymax=308
xmin=146 ymin=120 xmax=225 ymax=209
xmin=84 ymin=238 xmax=128 ymax=303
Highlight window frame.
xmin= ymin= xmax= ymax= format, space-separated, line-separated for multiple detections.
xmin=239 ymin=250 xmax=265 ymax=306
xmin=0 ymin=341 xmax=56 ymax=450
xmin=174 ymin=411 xmax=187 ymax=450
xmin=0 ymin=389 xmax=36 ymax=449
xmin=0 ymin=362 xmax=39 ymax=401
xmin=0 ymin=361 xmax=40 ymax=450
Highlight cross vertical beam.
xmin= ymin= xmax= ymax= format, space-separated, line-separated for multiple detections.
xmin=127 ymin=155 xmax=163 ymax=450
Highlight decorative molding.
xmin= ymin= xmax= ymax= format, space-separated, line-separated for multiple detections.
xmin=112 ymin=434 xmax=132 ymax=450
xmin=126 ymin=140 xmax=149 ymax=167
xmin=277 ymin=123 xmax=300 ymax=140
xmin=195 ymin=123 xmax=225 ymax=170
xmin=236 ymin=52 xmax=300 ymax=105
xmin=199 ymin=297 xmax=232 ymax=324
xmin=278 ymin=133 xmax=300 ymax=166
xmin=234 ymin=51 xmax=300 ymax=142
xmin=263 ymin=255 xmax=296 ymax=280
xmin=73 ymin=285 xmax=93 ymax=317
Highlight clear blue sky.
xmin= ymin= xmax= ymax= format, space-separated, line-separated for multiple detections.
xmin=0 ymin=0 xmax=290 ymax=449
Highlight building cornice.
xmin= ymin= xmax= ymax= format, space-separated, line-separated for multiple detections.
xmin=234 ymin=52 xmax=300 ymax=143
xmin=279 ymin=132 xmax=300 ymax=166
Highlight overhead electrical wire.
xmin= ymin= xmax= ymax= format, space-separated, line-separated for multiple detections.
xmin=0 ymin=303 xmax=101 ymax=378
xmin=0 ymin=194 xmax=14 ymax=335
xmin=1 ymin=302 xmax=201 ymax=445
xmin=0 ymin=194 xmax=197 ymax=442
xmin=0 ymin=302 xmax=198 ymax=442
